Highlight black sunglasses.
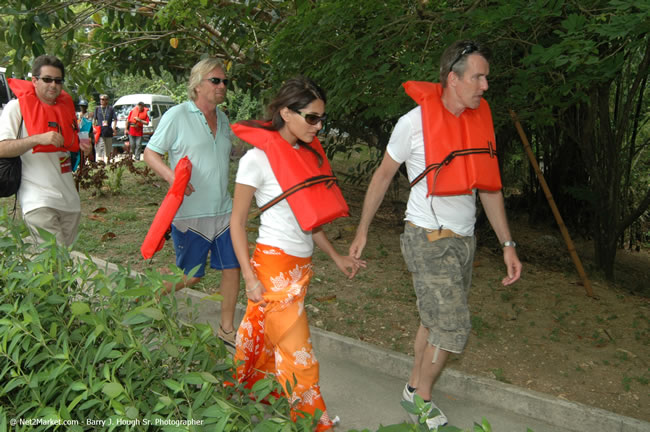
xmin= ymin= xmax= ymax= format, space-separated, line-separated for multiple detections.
xmin=291 ymin=108 xmax=327 ymax=126
xmin=449 ymin=43 xmax=479 ymax=72
xmin=205 ymin=77 xmax=229 ymax=86
xmin=36 ymin=76 xmax=64 ymax=85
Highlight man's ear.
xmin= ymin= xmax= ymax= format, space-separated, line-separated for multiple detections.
xmin=447 ymin=71 xmax=457 ymax=87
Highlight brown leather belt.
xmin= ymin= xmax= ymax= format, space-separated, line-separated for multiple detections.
xmin=407 ymin=221 xmax=466 ymax=242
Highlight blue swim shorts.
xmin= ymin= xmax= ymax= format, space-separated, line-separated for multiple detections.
xmin=170 ymin=224 xmax=240 ymax=278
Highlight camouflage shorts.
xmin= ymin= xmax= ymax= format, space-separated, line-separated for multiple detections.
xmin=400 ymin=222 xmax=476 ymax=353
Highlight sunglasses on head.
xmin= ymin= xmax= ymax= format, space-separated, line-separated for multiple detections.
xmin=449 ymin=43 xmax=479 ymax=71
xmin=36 ymin=76 xmax=64 ymax=85
xmin=291 ymin=108 xmax=327 ymax=126
xmin=205 ymin=77 xmax=229 ymax=86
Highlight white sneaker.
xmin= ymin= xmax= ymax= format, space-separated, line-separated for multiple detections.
xmin=424 ymin=401 xmax=448 ymax=430
xmin=401 ymin=383 xmax=449 ymax=430
xmin=402 ymin=383 xmax=415 ymax=402
xmin=401 ymin=383 xmax=418 ymax=423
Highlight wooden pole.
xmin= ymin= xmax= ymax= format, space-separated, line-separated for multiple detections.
xmin=509 ymin=109 xmax=595 ymax=297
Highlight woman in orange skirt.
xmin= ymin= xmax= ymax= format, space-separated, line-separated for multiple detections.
xmin=230 ymin=77 xmax=365 ymax=430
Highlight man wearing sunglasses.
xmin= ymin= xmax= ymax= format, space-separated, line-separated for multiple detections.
xmin=350 ymin=40 xmax=522 ymax=429
xmin=0 ymin=55 xmax=92 ymax=246
xmin=144 ymin=58 xmax=240 ymax=351
xmin=93 ymin=94 xmax=117 ymax=163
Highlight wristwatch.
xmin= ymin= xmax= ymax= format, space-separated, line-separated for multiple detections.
xmin=502 ymin=240 xmax=517 ymax=248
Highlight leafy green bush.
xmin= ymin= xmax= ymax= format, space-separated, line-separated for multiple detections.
xmin=0 ymin=212 xmax=318 ymax=431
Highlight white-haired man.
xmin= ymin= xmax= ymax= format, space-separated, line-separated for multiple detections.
xmin=144 ymin=58 xmax=240 ymax=349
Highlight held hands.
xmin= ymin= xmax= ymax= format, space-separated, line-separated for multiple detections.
xmin=334 ymin=254 xmax=367 ymax=279
xmin=348 ymin=232 xmax=367 ymax=260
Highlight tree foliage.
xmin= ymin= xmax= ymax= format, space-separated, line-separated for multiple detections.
xmin=465 ymin=0 xmax=650 ymax=278
xmin=1 ymin=0 xmax=648 ymax=280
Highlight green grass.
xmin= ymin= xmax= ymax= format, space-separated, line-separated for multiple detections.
xmin=471 ymin=315 xmax=490 ymax=338
xmin=492 ymin=368 xmax=510 ymax=383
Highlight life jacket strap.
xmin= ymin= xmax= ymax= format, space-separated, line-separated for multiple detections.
xmin=409 ymin=141 xmax=496 ymax=190
xmin=248 ymin=174 xmax=339 ymax=220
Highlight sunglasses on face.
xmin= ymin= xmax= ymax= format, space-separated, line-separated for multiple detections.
xmin=205 ymin=77 xmax=229 ymax=86
xmin=36 ymin=76 xmax=64 ymax=85
xmin=291 ymin=108 xmax=327 ymax=126
xmin=449 ymin=43 xmax=479 ymax=71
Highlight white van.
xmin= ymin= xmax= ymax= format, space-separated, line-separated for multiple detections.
xmin=113 ymin=94 xmax=176 ymax=142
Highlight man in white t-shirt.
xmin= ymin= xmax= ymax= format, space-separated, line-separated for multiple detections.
xmin=0 ymin=55 xmax=92 ymax=246
xmin=350 ymin=40 xmax=522 ymax=429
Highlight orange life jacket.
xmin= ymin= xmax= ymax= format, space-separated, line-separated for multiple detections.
xmin=403 ymin=81 xmax=501 ymax=196
xmin=141 ymin=156 xmax=192 ymax=259
xmin=7 ymin=78 xmax=79 ymax=153
xmin=231 ymin=123 xmax=349 ymax=231
xmin=127 ymin=107 xmax=149 ymax=135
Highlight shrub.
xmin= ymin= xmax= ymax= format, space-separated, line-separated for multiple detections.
xmin=0 ymin=211 xmax=318 ymax=431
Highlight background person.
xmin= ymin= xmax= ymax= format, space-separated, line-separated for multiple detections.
xmin=143 ymin=58 xmax=240 ymax=350
xmin=349 ymin=40 xmax=522 ymax=429
xmin=73 ymin=98 xmax=94 ymax=170
xmin=0 ymin=55 xmax=92 ymax=246
xmin=230 ymin=76 xmax=365 ymax=430
xmin=93 ymin=93 xmax=116 ymax=163
xmin=126 ymin=101 xmax=149 ymax=160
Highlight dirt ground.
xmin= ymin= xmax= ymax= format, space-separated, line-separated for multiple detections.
xmin=306 ymin=181 xmax=650 ymax=424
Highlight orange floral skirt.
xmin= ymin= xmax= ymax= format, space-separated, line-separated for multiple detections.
xmin=234 ymin=244 xmax=333 ymax=430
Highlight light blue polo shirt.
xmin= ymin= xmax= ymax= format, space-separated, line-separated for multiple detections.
xmin=147 ymin=101 xmax=233 ymax=220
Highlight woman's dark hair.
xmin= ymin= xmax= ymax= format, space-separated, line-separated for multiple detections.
xmin=243 ymin=76 xmax=326 ymax=165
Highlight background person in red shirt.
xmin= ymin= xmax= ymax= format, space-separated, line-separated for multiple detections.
xmin=126 ymin=101 xmax=149 ymax=160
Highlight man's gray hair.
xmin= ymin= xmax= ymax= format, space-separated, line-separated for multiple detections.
xmin=188 ymin=58 xmax=225 ymax=101
xmin=439 ymin=40 xmax=490 ymax=88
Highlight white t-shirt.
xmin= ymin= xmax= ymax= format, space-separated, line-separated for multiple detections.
xmin=236 ymin=147 xmax=313 ymax=258
xmin=0 ymin=99 xmax=80 ymax=214
xmin=387 ymin=106 xmax=476 ymax=236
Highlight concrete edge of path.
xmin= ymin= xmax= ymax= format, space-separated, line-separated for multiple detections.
xmin=310 ymin=327 xmax=648 ymax=432
xmin=72 ymin=252 xmax=649 ymax=432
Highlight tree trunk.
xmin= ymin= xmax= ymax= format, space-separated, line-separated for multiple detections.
xmin=594 ymin=223 xmax=618 ymax=280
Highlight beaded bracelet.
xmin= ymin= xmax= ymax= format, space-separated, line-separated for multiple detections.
xmin=245 ymin=280 xmax=261 ymax=293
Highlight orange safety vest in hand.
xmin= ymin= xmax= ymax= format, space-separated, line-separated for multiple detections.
xmin=141 ymin=156 xmax=192 ymax=259
xmin=403 ymin=81 xmax=501 ymax=196
xmin=8 ymin=78 xmax=80 ymax=153
xmin=231 ymin=123 xmax=349 ymax=231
